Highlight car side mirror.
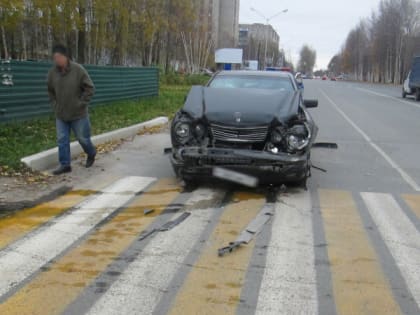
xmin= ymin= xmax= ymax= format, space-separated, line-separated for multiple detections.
xmin=304 ymin=99 xmax=318 ymax=108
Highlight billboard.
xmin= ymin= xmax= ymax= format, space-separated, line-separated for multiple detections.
xmin=215 ymin=49 xmax=243 ymax=64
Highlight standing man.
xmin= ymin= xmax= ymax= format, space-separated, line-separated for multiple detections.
xmin=47 ymin=44 xmax=97 ymax=175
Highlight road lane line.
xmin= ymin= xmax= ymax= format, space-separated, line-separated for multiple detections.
xmin=0 ymin=176 xmax=155 ymax=300
xmin=319 ymin=189 xmax=401 ymax=315
xmin=167 ymin=192 xmax=266 ymax=315
xmin=361 ymin=192 xmax=420 ymax=307
xmin=0 ymin=190 xmax=94 ymax=249
xmin=255 ymin=190 xmax=317 ymax=315
xmin=85 ymin=189 xmax=222 ymax=315
xmin=401 ymin=194 xmax=420 ymax=219
xmin=321 ymin=89 xmax=420 ymax=192
xmin=0 ymin=178 xmax=180 ymax=315
xmin=356 ymin=87 xmax=420 ymax=110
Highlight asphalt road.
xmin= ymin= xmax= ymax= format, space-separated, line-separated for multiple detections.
xmin=1 ymin=80 xmax=420 ymax=315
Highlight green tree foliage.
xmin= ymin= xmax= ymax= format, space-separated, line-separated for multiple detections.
xmin=0 ymin=0 xmax=202 ymax=70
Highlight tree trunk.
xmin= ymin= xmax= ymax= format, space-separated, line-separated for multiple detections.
xmin=21 ymin=26 xmax=27 ymax=60
xmin=1 ymin=25 xmax=8 ymax=59
xmin=78 ymin=30 xmax=86 ymax=63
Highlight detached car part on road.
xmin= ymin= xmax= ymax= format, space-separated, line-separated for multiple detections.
xmin=170 ymin=71 xmax=319 ymax=186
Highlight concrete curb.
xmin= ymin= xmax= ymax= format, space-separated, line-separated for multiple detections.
xmin=21 ymin=116 xmax=169 ymax=171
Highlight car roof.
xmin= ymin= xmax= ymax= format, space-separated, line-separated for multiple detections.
xmin=217 ymin=70 xmax=293 ymax=78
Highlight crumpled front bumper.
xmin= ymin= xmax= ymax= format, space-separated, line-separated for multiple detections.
xmin=171 ymin=146 xmax=310 ymax=183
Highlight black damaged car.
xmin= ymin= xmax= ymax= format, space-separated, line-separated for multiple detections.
xmin=170 ymin=71 xmax=319 ymax=187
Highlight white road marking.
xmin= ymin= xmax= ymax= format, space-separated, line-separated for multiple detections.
xmin=0 ymin=176 xmax=155 ymax=298
xmin=255 ymin=190 xmax=318 ymax=315
xmin=357 ymin=87 xmax=420 ymax=110
xmin=321 ymin=90 xmax=420 ymax=192
xmin=86 ymin=189 xmax=219 ymax=315
xmin=361 ymin=192 xmax=420 ymax=307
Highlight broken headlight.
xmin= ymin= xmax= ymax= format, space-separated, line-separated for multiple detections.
xmin=194 ymin=124 xmax=206 ymax=139
xmin=286 ymin=123 xmax=311 ymax=152
xmin=174 ymin=122 xmax=191 ymax=143
xmin=271 ymin=127 xmax=284 ymax=144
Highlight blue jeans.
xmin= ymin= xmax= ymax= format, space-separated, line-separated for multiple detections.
xmin=56 ymin=116 xmax=96 ymax=167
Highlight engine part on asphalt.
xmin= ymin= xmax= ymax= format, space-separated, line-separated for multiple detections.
xmin=143 ymin=209 xmax=155 ymax=215
xmin=138 ymin=212 xmax=191 ymax=241
xmin=243 ymin=204 xmax=275 ymax=236
xmin=163 ymin=148 xmax=173 ymax=154
xmin=138 ymin=229 xmax=158 ymax=242
xmin=218 ymin=203 xmax=275 ymax=257
xmin=312 ymin=165 xmax=328 ymax=173
xmin=159 ymin=212 xmax=191 ymax=231
xmin=312 ymin=142 xmax=338 ymax=149
xmin=218 ymin=241 xmax=245 ymax=257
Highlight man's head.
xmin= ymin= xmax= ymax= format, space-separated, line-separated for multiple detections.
xmin=52 ymin=44 xmax=70 ymax=68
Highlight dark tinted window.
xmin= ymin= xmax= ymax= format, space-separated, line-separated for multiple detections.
xmin=209 ymin=75 xmax=295 ymax=91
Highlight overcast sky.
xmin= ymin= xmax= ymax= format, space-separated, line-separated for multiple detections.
xmin=239 ymin=0 xmax=382 ymax=69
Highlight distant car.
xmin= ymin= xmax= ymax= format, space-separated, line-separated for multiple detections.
xmin=170 ymin=70 xmax=319 ymax=186
xmin=330 ymin=77 xmax=337 ymax=81
xmin=322 ymin=76 xmax=328 ymax=80
xmin=403 ymin=57 xmax=420 ymax=100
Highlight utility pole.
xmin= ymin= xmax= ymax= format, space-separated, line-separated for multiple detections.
xmin=250 ymin=8 xmax=288 ymax=69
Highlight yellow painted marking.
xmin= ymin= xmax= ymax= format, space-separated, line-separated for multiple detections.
xmin=402 ymin=194 xmax=420 ymax=219
xmin=168 ymin=192 xmax=265 ymax=315
xmin=0 ymin=178 xmax=180 ymax=315
xmin=319 ymin=189 xmax=401 ymax=315
xmin=0 ymin=190 xmax=94 ymax=249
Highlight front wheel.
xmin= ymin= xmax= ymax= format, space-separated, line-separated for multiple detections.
xmin=402 ymin=88 xmax=407 ymax=98
xmin=415 ymin=89 xmax=420 ymax=101
xmin=171 ymin=159 xmax=198 ymax=188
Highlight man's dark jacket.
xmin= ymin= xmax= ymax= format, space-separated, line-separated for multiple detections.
xmin=47 ymin=61 xmax=95 ymax=121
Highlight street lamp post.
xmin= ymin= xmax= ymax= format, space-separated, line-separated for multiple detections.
xmin=250 ymin=7 xmax=288 ymax=69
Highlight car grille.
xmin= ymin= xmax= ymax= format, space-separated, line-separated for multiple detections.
xmin=210 ymin=123 xmax=268 ymax=143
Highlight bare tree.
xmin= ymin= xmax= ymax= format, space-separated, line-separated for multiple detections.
xmin=331 ymin=0 xmax=420 ymax=84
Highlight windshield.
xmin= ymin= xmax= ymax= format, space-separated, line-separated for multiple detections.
xmin=209 ymin=75 xmax=295 ymax=91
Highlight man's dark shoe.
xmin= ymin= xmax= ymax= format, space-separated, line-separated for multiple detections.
xmin=86 ymin=154 xmax=96 ymax=168
xmin=52 ymin=165 xmax=72 ymax=176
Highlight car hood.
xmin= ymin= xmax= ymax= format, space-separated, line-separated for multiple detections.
xmin=182 ymin=86 xmax=301 ymax=125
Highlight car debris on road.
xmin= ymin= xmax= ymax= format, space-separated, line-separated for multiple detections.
xmin=139 ymin=212 xmax=191 ymax=241
xmin=218 ymin=203 xmax=275 ymax=257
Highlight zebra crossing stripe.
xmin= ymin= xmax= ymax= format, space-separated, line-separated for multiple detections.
xmin=0 ymin=190 xmax=95 ymax=249
xmin=320 ymin=190 xmax=401 ymax=315
xmin=362 ymin=192 xmax=420 ymax=308
xmin=0 ymin=176 xmax=155 ymax=301
xmin=255 ymin=190 xmax=318 ymax=315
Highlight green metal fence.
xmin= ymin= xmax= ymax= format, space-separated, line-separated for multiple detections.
xmin=0 ymin=60 xmax=159 ymax=123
